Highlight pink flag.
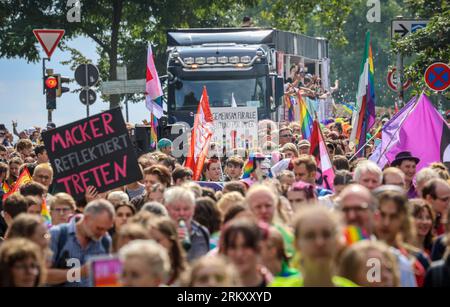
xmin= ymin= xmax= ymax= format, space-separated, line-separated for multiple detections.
xmin=145 ymin=44 xmax=163 ymax=101
xmin=310 ymin=120 xmax=335 ymax=190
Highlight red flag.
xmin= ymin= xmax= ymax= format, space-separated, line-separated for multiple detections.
xmin=310 ymin=120 xmax=335 ymax=190
xmin=185 ymin=87 xmax=214 ymax=180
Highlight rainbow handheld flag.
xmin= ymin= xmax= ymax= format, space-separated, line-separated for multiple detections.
xmin=242 ymin=153 xmax=265 ymax=179
xmin=2 ymin=167 xmax=32 ymax=201
xmin=41 ymin=198 xmax=52 ymax=227
xmin=1 ymin=182 xmax=10 ymax=194
xmin=343 ymin=225 xmax=370 ymax=246
xmin=150 ymin=113 xmax=158 ymax=150
xmin=297 ymin=93 xmax=313 ymax=141
xmin=285 ymin=95 xmax=296 ymax=122
xmin=350 ymin=31 xmax=376 ymax=157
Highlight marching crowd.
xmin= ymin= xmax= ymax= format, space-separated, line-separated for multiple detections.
xmin=0 ymin=107 xmax=450 ymax=288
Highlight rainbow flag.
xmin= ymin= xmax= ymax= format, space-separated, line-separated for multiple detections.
xmin=298 ymin=93 xmax=313 ymax=141
xmin=350 ymin=31 xmax=376 ymax=157
xmin=343 ymin=225 xmax=370 ymax=246
xmin=41 ymin=198 xmax=52 ymax=227
xmin=2 ymin=167 xmax=32 ymax=201
xmin=150 ymin=113 xmax=158 ymax=150
xmin=242 ymin=153 xmax=265 ymax=179
xmin=285 ymin=95 xmax=296 ymax=122
xmin=1 ymin=182 xmax=10 ymax=194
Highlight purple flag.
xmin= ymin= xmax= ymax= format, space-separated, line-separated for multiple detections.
xmin=371 ymin=93 xmax=450 ymax=171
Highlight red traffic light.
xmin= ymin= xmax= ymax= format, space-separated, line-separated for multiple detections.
xmin=45 ymin=76 xmax=58 ymax=89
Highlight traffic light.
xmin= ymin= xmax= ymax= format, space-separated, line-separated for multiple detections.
xmin=55 ymin=74 xmax=70 ymax=97
xmin=45 ymin=72 xmax=57 ymax=110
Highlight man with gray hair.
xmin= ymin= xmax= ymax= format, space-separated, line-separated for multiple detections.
xmin=163 ymin=186 xmax=210 ymax=262
xmin=353 ymin=160 xmax=382 ymax=191
xmin=48 ymin=199 xmax=115 ymax=287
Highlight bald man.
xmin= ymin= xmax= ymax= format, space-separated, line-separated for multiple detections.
xmin=337 ymin=184 xmax=377 ymax=235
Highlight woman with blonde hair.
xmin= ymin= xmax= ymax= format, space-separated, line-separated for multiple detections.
xmin=182 ymin=255 xmax=241 ymax=287
xmin=216 ymin=192 xmax=245 ymax=215
xmin=338 ymin=240 xmax=400 ymax=287
xmin=271 ymin=206 xmax=357 ymax=287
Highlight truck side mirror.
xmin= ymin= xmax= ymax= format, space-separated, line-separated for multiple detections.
xmin=270 ymin=76 xmax=284 ymax=112
xmin=275 ymin=76 xmax=284 ymax=105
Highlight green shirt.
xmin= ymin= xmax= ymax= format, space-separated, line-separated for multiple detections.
xmin=273 ymin=223 xmax=295 ymax=258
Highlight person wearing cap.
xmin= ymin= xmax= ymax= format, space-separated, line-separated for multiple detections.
xmin=297 ymin=140 xmax=310 ymax=155
xmin=391 ymin=151 xmax=420 ymax=199
xmin=157 ymin=138 xmax=173 ymax=156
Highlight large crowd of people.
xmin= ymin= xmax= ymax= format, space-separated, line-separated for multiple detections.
xmin=0 ymin=100 xmax=450 ymax=288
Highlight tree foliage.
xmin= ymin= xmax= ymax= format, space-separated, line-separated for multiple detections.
xmin=392 ymin=5 xmax=450 ymax=102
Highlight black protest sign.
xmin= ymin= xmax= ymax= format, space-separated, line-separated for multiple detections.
xmin=42 ymin=108 xmax=142 ymax=199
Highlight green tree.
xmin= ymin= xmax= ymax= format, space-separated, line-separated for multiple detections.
xmin=392 ymin=3 xmax=450 ymax=105
xmin=0 ymin=0 xmax=256 ymax=109
xmin=305 ymin=0 xmax=411 ymax=108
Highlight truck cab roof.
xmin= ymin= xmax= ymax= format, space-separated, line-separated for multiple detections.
xmin=167 ymin=28 xmax=328 ymax=60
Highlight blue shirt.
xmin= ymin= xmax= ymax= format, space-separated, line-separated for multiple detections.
xmin=49 ymin=217 xmax=112 ymax=287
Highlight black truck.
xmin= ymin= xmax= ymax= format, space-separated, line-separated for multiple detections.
xmin=162 ymin=27 xmax=329 ymax=131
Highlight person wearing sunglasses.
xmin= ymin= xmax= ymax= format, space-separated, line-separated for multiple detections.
xmin=278 ymin=127 xmax=293 ymax=147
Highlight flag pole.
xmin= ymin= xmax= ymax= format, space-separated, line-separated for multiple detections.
xmin=348 ymin=127 xmax=381 ymax=162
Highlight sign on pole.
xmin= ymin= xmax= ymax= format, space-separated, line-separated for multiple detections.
xmin=387 ymin=68 xmax=411 ymax=91
xmin=75 ymin=64 xmax=100 ymax=87
xmin=424 ymin=62 xmax=450 ymax=92
xmin=79 ymin=89 xmax=97 ymax=105
xmin=33 ymin=29 xmax=65 ymax=58
xmin=391 ymin=19 xmax=429 ymax=38
xmin=41 ymin=108 xmax=143 ymax=200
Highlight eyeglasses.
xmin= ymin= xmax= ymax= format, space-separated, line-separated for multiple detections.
xmin=280 ymin=134 xmax=292 ymax=138
xmin=35 ymin=174 xmax=51 ymax=180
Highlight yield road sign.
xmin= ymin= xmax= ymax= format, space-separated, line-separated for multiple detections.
xmin=387 ymin=68 xmax=411 ymax=91
xmin=424 ymin=62 xmax=450 ymax=92
xmin=75 ymin=64 xmax=100 ymax=87
xmin=33 ymin=29 xmax=65 ymax=58
xmin=79 ymin=89 xmax=97 ymax=105
xmin=391 ymin=19 xmax=429 ymax=38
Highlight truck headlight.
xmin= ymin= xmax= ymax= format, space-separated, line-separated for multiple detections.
xmin=207 ymin=57 xmax=217 ymax=64
xmin=229 ymin=56 xmax=239 ymax=64
xmin=240 ymin=56 xmax=251 ymax=63
xmin=218 ymin=56 xmax=228 ymax=64
xmin=184 ymin=57 xmax=194 ymax=65
xmin=195 ymin=57 xmax=206 ymax=64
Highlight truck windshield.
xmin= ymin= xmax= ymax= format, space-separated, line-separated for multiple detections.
xmin=174 ymin=77 xmax=266 ymax=110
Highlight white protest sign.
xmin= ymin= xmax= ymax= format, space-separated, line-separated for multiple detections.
xmin=210 ymin=107 xmax=258 ymax=154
